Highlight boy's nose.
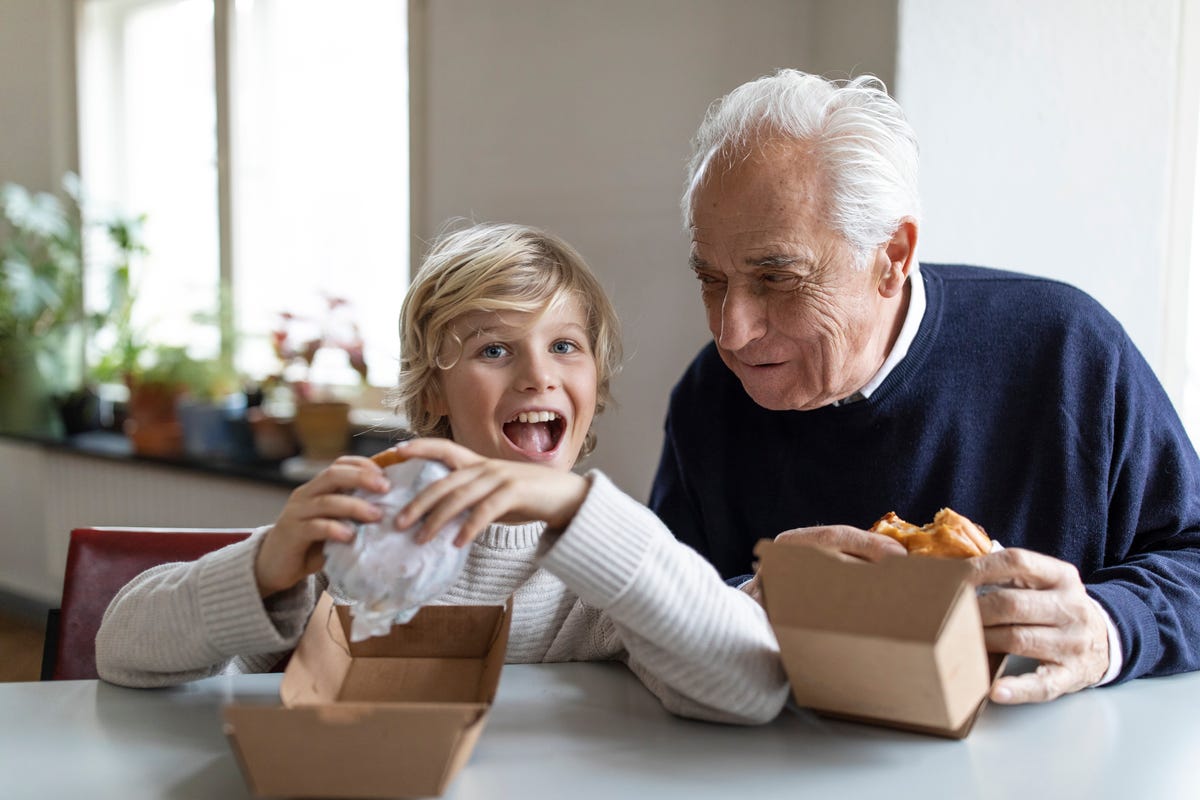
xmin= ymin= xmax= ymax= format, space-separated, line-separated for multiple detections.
xmin=514 ymin=352 xmax=558 ymax=392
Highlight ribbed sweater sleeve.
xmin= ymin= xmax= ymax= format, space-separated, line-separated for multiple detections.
xmin=539 ymin=471 xmax=789 ymax=725
xmin=95 ymin=527 xmax=317 ymax=687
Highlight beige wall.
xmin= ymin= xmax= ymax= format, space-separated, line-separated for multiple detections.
xmin=0 ymin=0 xmax=76 ymax=192
xmin=412 ymin=0 xmax=898 ymax=495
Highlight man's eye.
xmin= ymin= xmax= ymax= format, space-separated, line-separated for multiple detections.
xmin=761 ymin=272 xmax=798 ymax=288
xmin=481 ymin=344 xmax=508 ymax=359
xmin=551 ymin=340 xmax=577 ymax=355
xmin=694 ymin=271 xmax=724 ymax=287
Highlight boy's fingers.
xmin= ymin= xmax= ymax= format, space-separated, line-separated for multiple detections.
xmin=391 ymin=438 xmax=482 ymax=470
xmin=294 ymin=461 xmax=387 ymax=498
xmin=416 ymin=476 xmax=502 ymax=543
xmin=396 ymin=466 xmax=485 ymax=529
xmin=299 ymin=494 xmax=382 ymax=526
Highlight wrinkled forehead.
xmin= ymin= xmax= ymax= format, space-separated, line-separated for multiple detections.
xmin=690 ymin=142 xmax=830 ymax=233
xmin=689 ymin=165 xmax=838 ymax=264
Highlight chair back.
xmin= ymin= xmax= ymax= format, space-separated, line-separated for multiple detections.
xmin=50 ymin=527 xmax=252 ymax=680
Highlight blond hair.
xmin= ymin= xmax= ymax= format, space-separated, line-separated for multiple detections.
xmin=394 ymin=222 xmax=621 ymax=459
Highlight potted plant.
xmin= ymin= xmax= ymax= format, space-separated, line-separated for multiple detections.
xmin=163 ymin=347 xmax=253 ymax=462
xmin=265 ymin=295 xmax=369 ymax=462
xmin=0 ymin=177 xmax=86 ymax=436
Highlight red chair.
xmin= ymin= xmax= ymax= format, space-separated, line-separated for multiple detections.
xmin=45 ymin=527 xmax=253 ymax=680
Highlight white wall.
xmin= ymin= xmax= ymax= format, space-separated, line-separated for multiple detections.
xmin=896 ymin=0 xmax=1184 ymax=395
xmin=414 ymin=0 xmax=898 ymax=495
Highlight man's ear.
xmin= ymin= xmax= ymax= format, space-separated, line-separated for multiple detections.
xmin=877 ymin=217 xmax=918 ymax=298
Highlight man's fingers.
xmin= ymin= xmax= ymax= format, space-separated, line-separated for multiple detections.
xmin=977 ymin=586 xmax=1074 ymax=628
xmin=990 ymin=663 xmax=1078 ymax=704
xmin=775 ymin=526 xmax=906 ymax=562
xmin=971 ymin=547 xmax=1074 ymax=590
xmin=982 ymin=622 xmax=1075 ymax=663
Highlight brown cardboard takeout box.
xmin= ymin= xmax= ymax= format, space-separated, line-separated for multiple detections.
xmin=754 ymin=540 xmax=1005 ymax=739
xmin=223 ymin=591 xmax=511 ymax=798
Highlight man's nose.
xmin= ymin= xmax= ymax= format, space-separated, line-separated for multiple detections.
xmin=514 ymin=351 xmax=558 ymax=392
xmin=716 ymin=287 xmax=766 ymax=351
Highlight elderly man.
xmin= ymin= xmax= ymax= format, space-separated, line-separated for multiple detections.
xmin=650 ymin=69 xmax=1200 ymax=705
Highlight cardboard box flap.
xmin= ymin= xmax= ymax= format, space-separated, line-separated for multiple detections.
xmin=335 ymin=602 xmax=509 ymax=659
xmin=282 ymin=593 xmax=512 ymax=707
xmin=755 ymin=539 xmax=972 ymax=641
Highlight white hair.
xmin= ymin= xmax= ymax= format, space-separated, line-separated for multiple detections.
xmin=682 ymin=70 xmax=921 ymax=265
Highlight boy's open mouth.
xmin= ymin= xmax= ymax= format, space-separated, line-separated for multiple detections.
xmin=502 ymin=410 xmax=566 ymax=455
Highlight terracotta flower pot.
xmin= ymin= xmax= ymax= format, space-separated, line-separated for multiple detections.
xmin=124 ymin=379 xmax=185 ymax=458
xmin=292 ymin=401 xmax=351 ymax=461
xmin=247 ymin=406 xmax=299 ymax=461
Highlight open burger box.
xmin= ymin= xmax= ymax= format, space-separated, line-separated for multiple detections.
xmin=223 ymin=591 xmax=511 ymax=798
xmin=754 ymin=540 xmax=1006 ymax=739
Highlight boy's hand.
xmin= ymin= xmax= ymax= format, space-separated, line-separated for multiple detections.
xmin=392 ymin=438 xmax=590 ymax=547
xmin=254 ymin=456 xmax=390 ymax=597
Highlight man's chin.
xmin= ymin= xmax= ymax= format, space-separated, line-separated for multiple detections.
xmin=737 ymin=376 xmax=824 ymax=412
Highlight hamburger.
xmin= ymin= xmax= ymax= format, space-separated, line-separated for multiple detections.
xmin=869 ymin=508 xmax=992 ymax=559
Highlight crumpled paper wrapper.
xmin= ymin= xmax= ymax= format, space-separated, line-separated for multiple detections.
xmin=323 ymin=457 xmax=470 ymax=641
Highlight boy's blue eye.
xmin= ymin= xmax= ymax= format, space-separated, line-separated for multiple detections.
xmin=551 ymin=340 xmax=576 ymax=355
xmin=482 ymin=344 xmax=508 ymax=359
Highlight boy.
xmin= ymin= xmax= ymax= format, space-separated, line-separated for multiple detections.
xmin=97 ymin=222 xmax=787 ymax=725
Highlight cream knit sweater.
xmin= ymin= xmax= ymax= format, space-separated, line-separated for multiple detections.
xmin=96 ymin=471 xmax=787 ymax=724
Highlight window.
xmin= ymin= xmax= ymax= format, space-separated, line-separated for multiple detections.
xmin=1174 ymin=0 xmax=1200 ymax=445
xmin=77 ymin=0 xmax=408 ymax=396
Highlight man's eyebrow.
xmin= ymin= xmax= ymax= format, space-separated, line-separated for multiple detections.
xmin=747 ymin=253 xmax=807 ymax=268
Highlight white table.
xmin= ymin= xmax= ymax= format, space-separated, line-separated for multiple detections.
xmin=2 ymin=663 xmax=1198 ymax=799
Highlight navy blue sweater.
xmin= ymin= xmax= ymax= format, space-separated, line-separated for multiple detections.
xmin=650 ymin=263 xmax=1200 ymax=683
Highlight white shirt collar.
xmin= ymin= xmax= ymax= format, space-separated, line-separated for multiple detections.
xmin=835 ymin=261 xmax=925 ymax=404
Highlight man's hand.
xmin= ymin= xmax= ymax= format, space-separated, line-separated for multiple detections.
xmin=970 ymin=547 xmax=1110 ymax=704
xmin=738 ymin=525 xmax=907 ymax=604
xmin=774 ymin=525 xmax=909 ymax=561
